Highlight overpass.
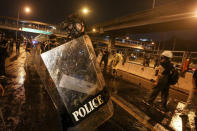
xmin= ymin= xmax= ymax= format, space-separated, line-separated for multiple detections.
xmin=0 ymin=16 xmax=66 ymax=37
xmin=93 ymin=0 xmax=197 ymax=35
xmin=91 ymin=37 xmax=145 ymax=50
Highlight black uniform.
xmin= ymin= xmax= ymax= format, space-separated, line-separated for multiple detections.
xmin=16 ymin=40 xmax=20 ymax=54
xmin=9 ymin=40 xmax=14 ymax=53
xmin=148 ymin=61 xmax=173 ymax=109
xmin=25 ymin=42 xmax=32 ymax=52
xmin=193 ymin=70 xmax=197 ymax=88
xmin=0 ymin=39 xmax=8 ymax=75
xmin=100 ymin=50 xmax=109 ymax=70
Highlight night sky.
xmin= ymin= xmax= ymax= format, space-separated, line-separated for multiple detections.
xmin=0 ymin=0 xmax=154 ymax=24
xmin=1 ymin=0 xmax=197 ymax=51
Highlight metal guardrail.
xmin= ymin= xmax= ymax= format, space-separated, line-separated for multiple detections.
xmin=96 ymin=45 xmax=197 ymax=70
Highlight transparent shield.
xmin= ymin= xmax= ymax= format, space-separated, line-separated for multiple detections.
xmin=32 ymin=35 xmax=113 ymax=130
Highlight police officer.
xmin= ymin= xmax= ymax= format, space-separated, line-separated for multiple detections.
xmin=148 ymin=50 xmax=173 ymax=111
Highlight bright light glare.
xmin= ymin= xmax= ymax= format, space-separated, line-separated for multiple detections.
xmin=92 ymin=28 xmax=96 ymax=32
xmin=25 ymin=7 xmax=31 ymax=13
xmin=82 ymin=8 xmax=89 ymax=14
xmin=194 ymin=9 xmax=197 ymax=17
xmin=151 ymin=42 xmax=155 ymax=45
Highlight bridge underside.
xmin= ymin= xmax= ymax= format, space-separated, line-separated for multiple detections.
xmin=95 ymin=0 xmax=197 ymax=36
xmin=104 ymin=18 xmax=197 ymax=35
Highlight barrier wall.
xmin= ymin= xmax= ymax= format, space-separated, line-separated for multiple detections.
xmin=117 ymin=62 xmax=193 ymax=92
xmin=98 ymin=55 xmax=192 ymax=92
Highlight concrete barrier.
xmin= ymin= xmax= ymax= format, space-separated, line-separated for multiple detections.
xmin=98 ymin=55 xmax=191 ymax=93
xmin=117 ymin=62 xmax=192 ymax=93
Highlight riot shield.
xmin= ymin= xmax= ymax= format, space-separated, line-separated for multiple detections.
xmin=32 ymin=35 xmax=113 ymax=130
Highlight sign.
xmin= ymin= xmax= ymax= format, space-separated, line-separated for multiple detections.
xmin=71 ymin=88 xmax=109 ymax=124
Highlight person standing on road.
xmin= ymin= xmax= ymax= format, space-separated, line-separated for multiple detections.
xmin=187 ymin=68 xmax=197 ymax=108
xmin=9 ymin=38 xmax=14 ymax=54
xmin=0 ymin=35 xmax=8 ymax=76
xmin=154 ymin=56 xmax=159 ymax=69
xmin=122 ymin=50 xmax=128 ymax=65
xmin=25 ymin=40 xmax=32 ymax=53
xmin=111 ymin=51 xmax=123 ymax=79
xmin=50 ymin=34 xmax=59 ymax=49
xmin=99 ymin=49 xmax=109 ymax=72
xmin=180 ymin=68 xmax=197 ymax=129
xmin=16 ymin=39 xmax=21 ymax=55
xmin=147 ymin=50 xmax=174 ymax=111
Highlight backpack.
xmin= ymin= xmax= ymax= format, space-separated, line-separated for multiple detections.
xmin=169 ymin=67 xmax=179 ymax=85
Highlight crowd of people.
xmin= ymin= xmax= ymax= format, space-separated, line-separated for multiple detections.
xmin=39 ymin=35 xmax=60 ymax=53
xmin=0 ymin=32 xmax=35 ymax=76
xmin=0 ymin=33 xmax=64 ymax=78
xmin=98 ymin=48 xmax=160 ymax=71
xmin=99 ymin=48 xmax=196 ymax=127
xmin=0 ymin=32 xmax=23 ymax=77
xmin=98 ymin=48 xmax=123 ymax=78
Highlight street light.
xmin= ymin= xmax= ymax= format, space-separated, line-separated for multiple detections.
xmin=92 ymin=28 xmax=96 ymax=32
xmin=80 ymin=7 xmax=90 ymax=32
xmin=194 ymin=9 xmax=197 ymax=17
xmin=25 ymin=7 xmax=31 ymax=13
xmin=16 ymin=6 xmax=31 ymax=40
xmin=82 ymin=7 xmax=89 ymax=15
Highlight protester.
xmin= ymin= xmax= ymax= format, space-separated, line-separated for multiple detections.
xmin=25 ymin=40 xmax=32 ymax=53
xmin=99 ymin=49 xmax=109 ymax=72
xmin=111 ymin=51 xmax=123 ymax=79
xmin=48 ymin=34 xmax=59 ymax=49
xmin=16 ymin=39 xmax=20 ymax=55
xmin=40 ymin=42 xmax=45 ymax=53
xmin=122 ymin=51 xmax=128 ymax=65
xmin=154 ymin=56 xmax=159 ymax=68
xmin=9 ymin=38 xmax=14 ymax=54
xmin=147 ymin=50 xmax=174 ymax=111
xmin=180 ymin=68 xmax=197 ymax=129
xmin=0 ymin=34 xmax=8 ymax=76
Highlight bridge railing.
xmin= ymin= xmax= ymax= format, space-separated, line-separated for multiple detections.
xmin=0 ymin=17 xmax=54 ymax=33
xmin=96 ymin=45 xmax=197 ymax=72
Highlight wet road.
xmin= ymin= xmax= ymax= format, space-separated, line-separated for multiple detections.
xmin=0 ymin=47 xmax=147 ymax=131
xmin=104 ymin=72 xmax=194 ymax=130
xmin=98 ymin=102 xmax=149 ymax=131
xmin=0 ymin=46 xmax=194 ymax=131
xmin=0 ymin=47 xmax=61 ymax=131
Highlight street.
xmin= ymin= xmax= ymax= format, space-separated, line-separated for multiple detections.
xmin=1 ymin=0 xmax=197 ymax=130
xmin=0 ymin=46 xmax=193 ymax=131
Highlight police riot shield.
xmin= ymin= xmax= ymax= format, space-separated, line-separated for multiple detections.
xmin=32 ymin=35 xmax=113 ymax=130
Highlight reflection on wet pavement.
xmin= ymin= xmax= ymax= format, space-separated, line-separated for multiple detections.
xmin=103 ymin=72 xmax=196 ymax=131
xmin=1 ymin=45 xmax=196 ymax=130
xmin=170 ymin=102 xmax=185 ymax=131
xmin=97 ymin=102 xmax=149 ymax=131
xmin=0 ymin=47 xmax=61 ymax=131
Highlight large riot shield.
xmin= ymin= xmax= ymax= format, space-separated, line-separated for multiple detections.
xmin=32 ymin=35 xmax=113 ymax=130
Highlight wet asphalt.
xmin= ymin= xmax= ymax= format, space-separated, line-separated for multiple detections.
xmin=0 ymin=47 xmax=61 ymax=131
xmin=0 ymin=46 xmax=193 ymax=131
